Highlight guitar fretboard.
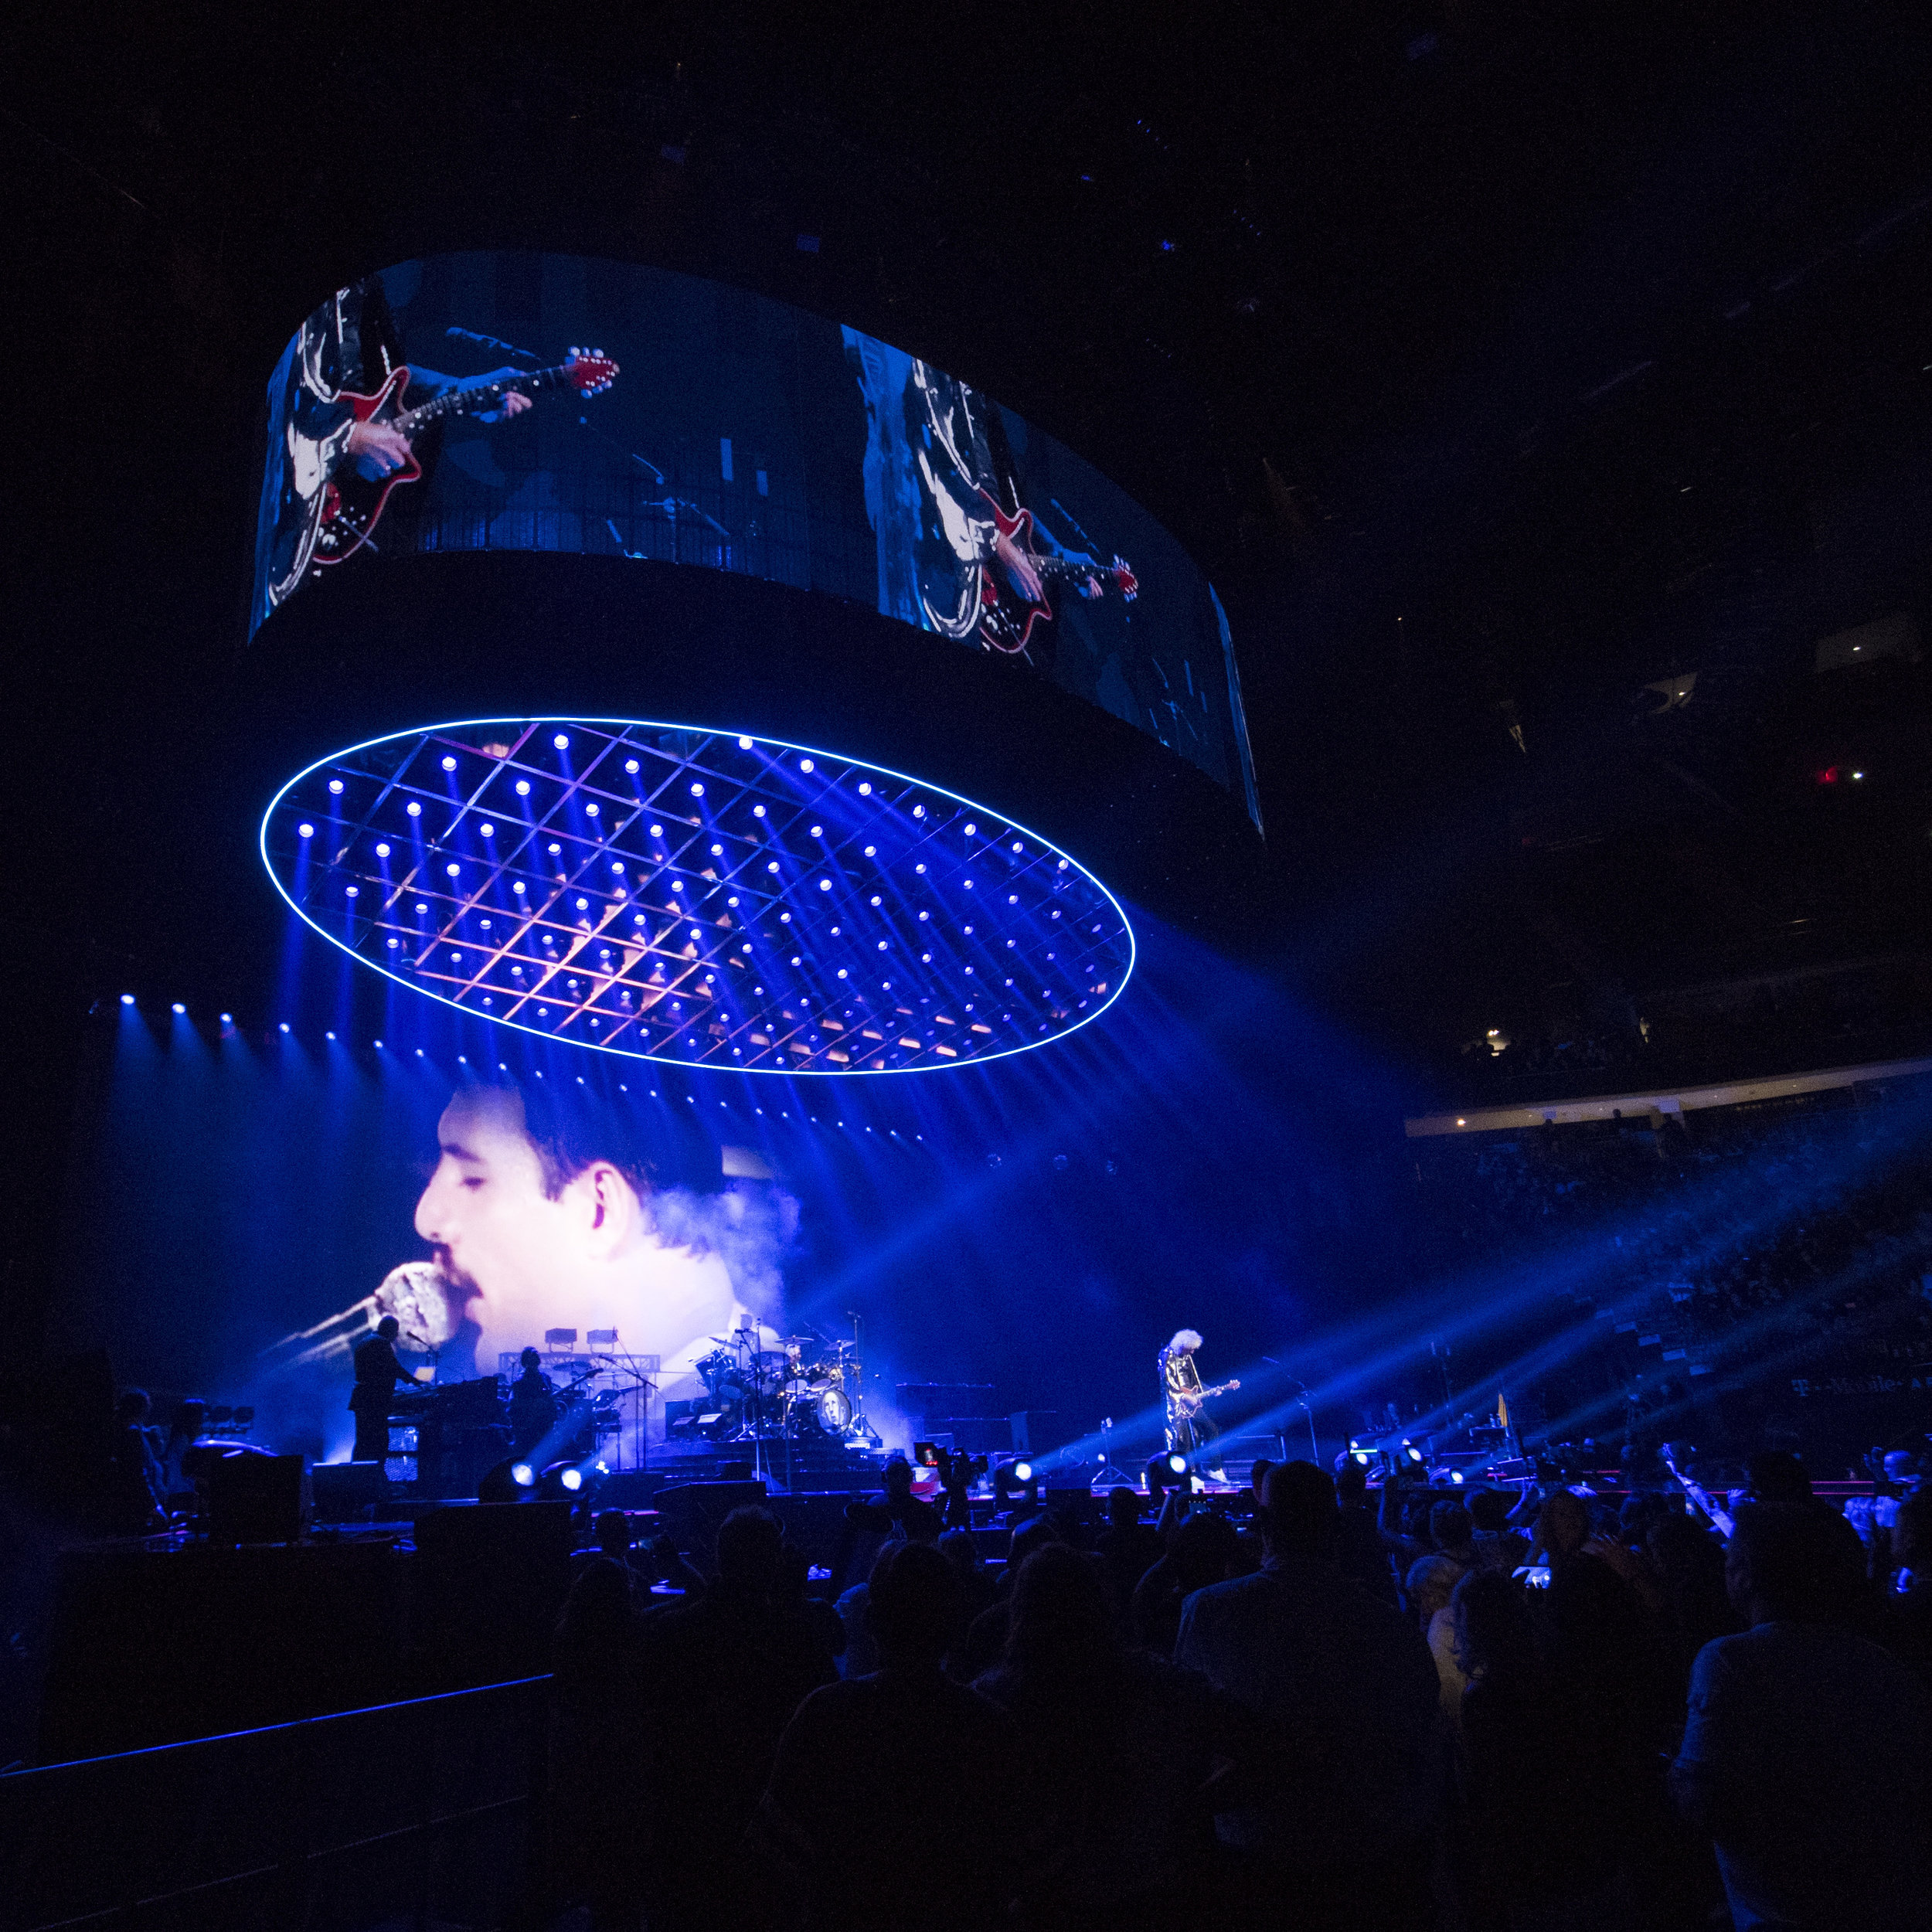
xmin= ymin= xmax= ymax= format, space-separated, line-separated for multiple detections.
xmin=393 ymin=365 xmax=576 ymax=434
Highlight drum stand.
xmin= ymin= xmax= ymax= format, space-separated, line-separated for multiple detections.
xmin=724 ymin=1325 xmax=787 ymax=1491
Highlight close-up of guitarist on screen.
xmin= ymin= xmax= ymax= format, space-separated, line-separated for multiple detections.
xmin=909 ymin=357 xmax=1139 ymax=667
xmin=253 ymin=272 xmax=617 ymax=625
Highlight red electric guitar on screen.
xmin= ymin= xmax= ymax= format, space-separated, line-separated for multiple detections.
xmin=974 ymin=489 xmax=1139 ymax=654
xmin=314 ymin=347 xmax=619 ymax=566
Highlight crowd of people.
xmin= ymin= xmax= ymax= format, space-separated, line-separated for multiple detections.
xmin=1408 ymin=1090 xmax=1932 ymax=1454
xmin=1455 ymin=964 xmax=1932 ymax=1098
xmin=547 ymin=1448 xmax=1932 ymax=1931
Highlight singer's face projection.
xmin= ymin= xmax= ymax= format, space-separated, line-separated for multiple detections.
xmin=413 ymin=1084 xmax=734 ymax=1369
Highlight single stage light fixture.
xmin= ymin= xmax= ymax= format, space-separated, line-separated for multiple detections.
xmin=536 ymin=1461 xmax=580 ymax=1499
xmin=537 ymin=1457 xmax=608 ymax=1501
xmin=479 ymin=1458 xmax=532 ymax=1504
xmin=993 ymin=1458 xmax=1041 ymax=1510
xmin=1144 ymin=1451 xmax=1190 ymax=1500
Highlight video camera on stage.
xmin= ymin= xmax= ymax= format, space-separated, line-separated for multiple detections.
xmin=937 ymin=1446 xmax=988 ymax=1492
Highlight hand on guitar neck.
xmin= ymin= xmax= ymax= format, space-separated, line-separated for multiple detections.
xmin=346 ymin=390 xmax=530 ymax=477
xmin=975 ymin=488 xmax=1139 ymax=652
xmin=319 ymin=349 xmax=614 ymax=565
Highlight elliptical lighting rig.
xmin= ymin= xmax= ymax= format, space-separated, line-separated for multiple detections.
xmin=262 ymin=718 xmax=1134 ymax=1074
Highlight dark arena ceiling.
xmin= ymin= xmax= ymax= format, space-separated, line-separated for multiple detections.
xmin=11 ymin=0 xmax=1932 ymax=1152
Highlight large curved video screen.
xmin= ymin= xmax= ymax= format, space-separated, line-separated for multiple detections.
xmin=253 ymin=253 xmax=1259 ymax=821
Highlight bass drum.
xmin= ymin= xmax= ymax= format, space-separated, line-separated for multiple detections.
xmin=817 ymin=1386 xmax=854 ymax=1433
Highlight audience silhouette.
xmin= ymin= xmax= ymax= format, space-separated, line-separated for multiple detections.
xmin=536 ymin=1446 xmax=1932 ymax=1932
xmin=753 ymin=1539 xmax=1035 ymax=1931
xmin=1175 ymin=1461 xmax=1441 ymax=1931
xmin=637 ymin=1506 xmax=835 ymax=1931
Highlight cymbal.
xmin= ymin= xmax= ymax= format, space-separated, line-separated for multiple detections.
xmin=781 ymin=1334 xmax=817 ymax=1345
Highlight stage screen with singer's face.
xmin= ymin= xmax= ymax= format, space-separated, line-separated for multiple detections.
xmin=251 ymin=253 xmax=1258 ymax=821
xmin=63 ymin=1045 xmax=804 ymax=1468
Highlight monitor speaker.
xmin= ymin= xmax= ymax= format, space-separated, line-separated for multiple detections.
xmin=414 ymin=1501 xmax=574 ymax=1685
xmin=653 ymin=1479 xmax=769 ymax=1566
xmin=311 ymin=1459 xmax=388 ymax=1521
xmin=206 ymin=1450 xmax=305 ymax=1543
xmin=1042 ymin=1482 xmax=1102 ymax=1532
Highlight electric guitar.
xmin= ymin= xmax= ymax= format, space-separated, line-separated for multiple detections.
xmin=315 ymin=347 xmax=619 ymax=566
xmin=1171 ymin=1377 xmax=1240 ymax=1420
xmin=975 ymin=491 xmax=1139 ymax=654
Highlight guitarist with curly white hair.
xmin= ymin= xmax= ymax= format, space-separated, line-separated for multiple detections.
xmin=1159 ymin=1328 xmax=1239 ymax=1478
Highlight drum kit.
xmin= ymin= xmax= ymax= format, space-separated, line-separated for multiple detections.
xmin=692 ymin=1325 xmax=866 ymax=1444
xmin=548 ymin=1363 xmax=628 ymax=1456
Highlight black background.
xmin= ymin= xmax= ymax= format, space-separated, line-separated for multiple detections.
xmin=11 ymin=1 xmax=1932 ymax=1352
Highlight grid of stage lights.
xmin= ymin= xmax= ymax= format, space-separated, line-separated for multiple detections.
xmin=260 ymin=719 xmax=1134 ymax=1073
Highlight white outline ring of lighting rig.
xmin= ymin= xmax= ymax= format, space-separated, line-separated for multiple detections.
xmin=261 ymin=717 xmax=1135 ymax=1074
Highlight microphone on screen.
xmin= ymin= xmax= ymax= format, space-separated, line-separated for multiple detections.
xmin=446 ymin=325 xmax=540 ymax=361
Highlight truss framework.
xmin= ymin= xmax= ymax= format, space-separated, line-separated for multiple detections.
xmin=260 ymin=718 xmax=1134 ymax=1074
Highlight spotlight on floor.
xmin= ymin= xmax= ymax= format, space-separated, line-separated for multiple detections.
xmin=536 ymin=1461 xmax=580 ymax=1499
xmin=537 ymin=1458 xmax=609 ymax=1502
xmin=478 ymin=1458 xmax=532 ymax=1503
xmin=1145 ymin=1451 xmax=1189 ymax=1501
xmin=993 ymin=1457 xmax=1040 ymax=1511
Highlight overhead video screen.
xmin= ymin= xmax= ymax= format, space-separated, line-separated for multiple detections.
xmin=253 ymin=253 xmax=1259 ymax=819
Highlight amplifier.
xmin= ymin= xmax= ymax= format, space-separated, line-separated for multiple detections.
xmin=430 ymin=1376 xmax=507 ymax=1427
xmin=311 ymin=1460 xmax=389 ymax=1521
xmin=935 ymin=1417 xmax=1012 ymax=1454
xmin=653 ymin=1480 xmax=770 ymax=1566
xmin=1007 ymin=1410 xmax=1059 ymax=1453
xmin=207 ymin=1451 xmax=305 ymax=1544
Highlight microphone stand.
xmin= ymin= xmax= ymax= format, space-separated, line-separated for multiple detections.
xmin=573 ymin=420 xmax=732 ymax=548
xmin=1261 ymin=1358 xmax=1319 ymax=1464
xmin=1093 ymin=1414 xmax=1134 ymax=1488
xmin=1284 ymin=1376 xmax=1318 ymax=1462
xmin=445 ymin=326 xmax=540 ymax=362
